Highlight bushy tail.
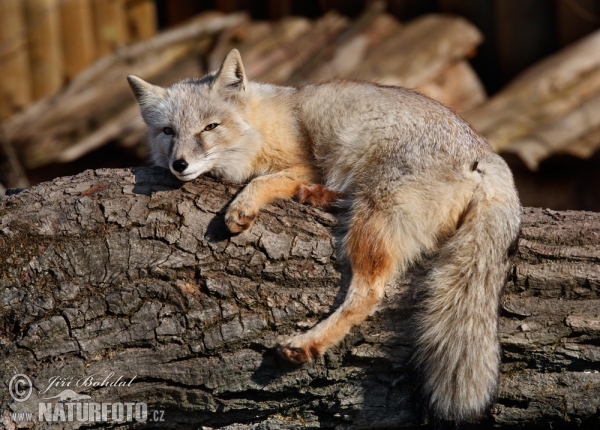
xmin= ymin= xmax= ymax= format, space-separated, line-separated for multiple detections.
xmin=414 ymin=160 xmax=521 ymax=423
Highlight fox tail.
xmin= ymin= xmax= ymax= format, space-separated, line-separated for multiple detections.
xmin=414 ymin=159 xmax=521 ymax=422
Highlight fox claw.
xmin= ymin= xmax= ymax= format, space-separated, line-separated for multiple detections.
xmin=278 ymin=335 xmax=325 ymax=364
xmin=277 ymin=343 xmax=312 ymax=364
xmin=225 ymin=208 xmax=256 ymax=233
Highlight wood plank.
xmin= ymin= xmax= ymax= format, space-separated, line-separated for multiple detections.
xmin=288 ymin=1 xmax=395 ymax=84
xmin=233 ymin=18 xmax=311 ymax=73
xmin=416 ymin=61 xmax=486 ymax=114
xmin=246 ymin=12 xmax=349 ymax=83
xmin=0 ymin=0 xmax=32 ymax=118
xmin=505 ymin=93 xmax=600 ymax=170
xmin=126 ymin=0 xmax=158 ymax=42
xmin=60 ymin=0 xmax=96 ymax=79
xmin=349 ymin=14 xmax=482 ymax=89
xmin=464 ymin=27 xmax=600 ymax=156
xmin=24 ymin=0 xmax=64 ymax=100
xmin=92 ymin=0 xmax=129 ymax=58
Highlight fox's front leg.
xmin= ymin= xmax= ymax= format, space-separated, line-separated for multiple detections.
xmin=225 ymin=165 xmax=318 ymax=233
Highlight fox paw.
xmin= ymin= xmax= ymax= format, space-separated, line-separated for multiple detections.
xmin=295 ymin=184 xmax=340 ymax=208
xmin=225 ymin=207 xmax=256 ymax=233
xmin=277 ymin=338 xmax=322 ymax=364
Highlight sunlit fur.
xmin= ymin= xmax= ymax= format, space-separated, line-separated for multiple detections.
xmin=128 ymin=49 xmax=521 ymax=423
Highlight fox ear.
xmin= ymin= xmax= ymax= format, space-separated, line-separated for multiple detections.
xmin=211 ymin=49 xmax=247 ymax=97
xmin=127 ymin=75 xmax=166 ymax=106
xmin=127 ymin=75 xmax=167 ymax=124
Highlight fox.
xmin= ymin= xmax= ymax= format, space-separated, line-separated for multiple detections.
xmin=127 ymin=49 xmax=521 ymax=423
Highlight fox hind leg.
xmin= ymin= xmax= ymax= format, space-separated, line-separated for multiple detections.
xmin=295 ymin=184 xmax=343 ymax=208
xmin=277 ymin=176 xmax=472 ymax=363
xmin=278 ymin=201 xmax=407 ymax=363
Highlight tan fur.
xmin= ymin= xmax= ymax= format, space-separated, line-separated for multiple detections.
xmin=128 ymin=49 xmax=522 ymax=423
xmin=225 ymin=164 xmax=318 ymax=232
xmin=295 ymin=184 xmax=343 ymax=208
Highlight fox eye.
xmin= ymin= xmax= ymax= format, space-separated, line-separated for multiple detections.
xmin=163 ymin=127 xmax=174 ymax=135
xmin=204 ymin=123 xmax=219 ymax=131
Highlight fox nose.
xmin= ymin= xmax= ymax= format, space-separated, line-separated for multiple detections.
xmin=172 ymin=159 xmax=188 ymax=173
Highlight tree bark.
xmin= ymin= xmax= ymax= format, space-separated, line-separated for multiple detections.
xmin=0 ymin=167 xmax=599 ymax=429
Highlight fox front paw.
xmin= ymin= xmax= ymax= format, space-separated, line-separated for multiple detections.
xmin=225 ymin=206 xmax=256 ymax=233
xmin=277 ymin=338 xmax=322 ymax=364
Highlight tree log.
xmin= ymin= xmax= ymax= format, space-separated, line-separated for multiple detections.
xmin=1 ymin=167 xmax=599 ymax=429
xmin=348 ymin=14 xmax=482 ymax=90
xmin=0 ymin=0 xmax=32 ymax=120
xmin=503 ymin=92 xmax=600 ymax=170
xmin=245 ymin=12 xmax=350 ymax=84
xmin=464 ymin=26 xmax=600 ymax=168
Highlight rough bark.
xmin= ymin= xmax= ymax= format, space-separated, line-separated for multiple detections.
xmin=0 ymin=167 xmax=599 ymax=429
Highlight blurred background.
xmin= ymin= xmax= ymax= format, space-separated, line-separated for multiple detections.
xmin=1 ymin=0 xmax=599 ymax=210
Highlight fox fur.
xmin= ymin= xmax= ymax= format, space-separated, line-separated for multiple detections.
xmin=127 ymin=49 xmax=521 ymax=423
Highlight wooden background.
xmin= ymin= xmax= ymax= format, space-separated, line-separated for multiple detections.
xmin=4 ymin=0 xmax=600 ymax=117
xmin=1 ymin=0 xmax=600 ymax=211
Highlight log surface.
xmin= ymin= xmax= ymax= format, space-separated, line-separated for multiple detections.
xmin=0 ymin=167 xmax=599 ymax=429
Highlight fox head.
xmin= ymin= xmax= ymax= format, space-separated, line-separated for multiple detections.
xmin=127 ymin=49 xmax=262 ymax=182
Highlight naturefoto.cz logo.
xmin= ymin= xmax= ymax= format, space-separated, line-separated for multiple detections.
xmin=8 ymin=372 xmax=164 ymax=424
xmin=38 ymin=400 xmax=149 ymax=423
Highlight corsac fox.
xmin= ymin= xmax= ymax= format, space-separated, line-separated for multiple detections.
xmin=128 ymin=49 xmax=521 ymax=423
